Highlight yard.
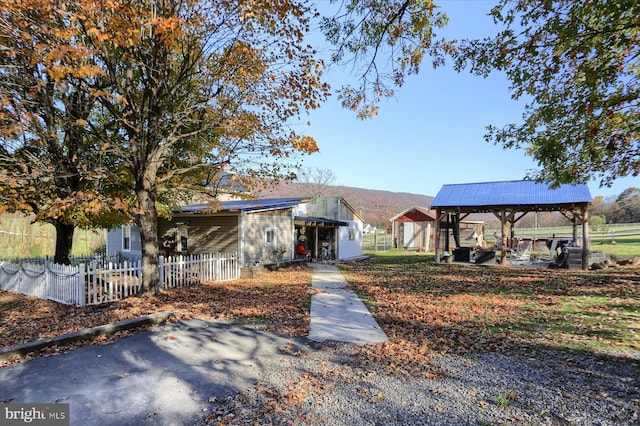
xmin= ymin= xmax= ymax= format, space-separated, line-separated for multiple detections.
xmin=2 ymin=252 xmax=639 ymax=365
xmin=341 ymin=253 xmax=639 ymax=360
xmin=1 ymin=254 xmax=639 ymax=424
xmin=0 ymin=267 xmax=312 ymax=364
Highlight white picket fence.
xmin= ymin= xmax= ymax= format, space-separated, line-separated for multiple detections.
xmin=160 ymin=253 xmax=239 ymax=289
xmin=0 ymin=252 xmax=239 ymax=307
xmin=0 ymin=261 xmax=85 ymax=305
xmin=86 ymin=259 xmax=143 ymax=306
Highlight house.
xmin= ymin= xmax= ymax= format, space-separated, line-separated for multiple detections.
xmin=106 ymin=196 xmax=364 ymax=271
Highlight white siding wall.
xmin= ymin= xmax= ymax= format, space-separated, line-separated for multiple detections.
xmin=337 ymin=220 xmax=363 ymax=259
xmin=106 ymin=227 xmax=122 ymax=254
xmin=105 ymin=225 xmax=142 ymax=261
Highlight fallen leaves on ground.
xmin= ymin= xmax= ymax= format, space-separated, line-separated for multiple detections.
xmin=340 ymin=256 xmax=640 ymax=362
xmin=0 ymin=266 xmax=312 ymax=366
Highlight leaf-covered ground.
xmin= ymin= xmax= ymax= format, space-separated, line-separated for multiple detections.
xmin=2 ymin=255 xmax=639 ymax=370
xmin=0 ymin=266 xmax=312 ymax=365
xmin=2 ymin=257 xmax=640 ymax=424
xmin=206 ymin=255 xmax=640 ymax=425
xmin=340 ymin=254 xmax=640 ymax=374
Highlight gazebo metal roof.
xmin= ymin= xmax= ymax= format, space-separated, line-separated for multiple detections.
xmin=430 ymin=180 xmax=592 ymax=212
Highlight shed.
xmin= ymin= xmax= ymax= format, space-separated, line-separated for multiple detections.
xmin=430 ymin=180 xmax=592 ymax=268
xmin=389 ymin=206 xmax=436 ymax=251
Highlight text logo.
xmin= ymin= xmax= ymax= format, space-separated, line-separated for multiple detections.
xmin=1 ymin=404 xmax=69 ymax=425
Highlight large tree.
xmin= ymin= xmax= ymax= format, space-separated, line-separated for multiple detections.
xmin=0 ymin=0 xmax=133 ymax=264
xmin=453 ymin=0 xmax=640 ymax=187
xmin=69 ymin=0 xmax=332 ymax=294
xmin=616 ymin=187 xmax=640 ymax=223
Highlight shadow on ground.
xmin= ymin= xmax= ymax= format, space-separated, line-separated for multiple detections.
xmin=0 ymin=320 xmax=311 ymax=425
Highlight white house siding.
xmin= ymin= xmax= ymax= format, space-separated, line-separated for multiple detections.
xmin=298 ymin=197 xmax=364 ymax=260
xmin=105 ymin=226 xmax=122 ymax=254
xmin=338 ymin=220 xmax=364 ymax=259
xmin=106 ymin=225 xmax=142 ymax=261
xmin=302 ymin=197 xmax=341 ymax=221
xmin=242 ymin=209 xmax=295 ymax=266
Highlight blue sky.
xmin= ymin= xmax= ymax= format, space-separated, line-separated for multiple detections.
xmin=299 ymin=0 xmax=638 ymax=200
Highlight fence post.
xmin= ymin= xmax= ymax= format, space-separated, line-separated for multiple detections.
xmin=159 ymin=255 xmax=165 ymax=290
xmin=77 ymin=263 xmax=86 ymax=307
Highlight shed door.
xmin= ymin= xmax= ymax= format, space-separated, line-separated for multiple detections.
xmin=403 ymin=222 xmax=414 ymax=248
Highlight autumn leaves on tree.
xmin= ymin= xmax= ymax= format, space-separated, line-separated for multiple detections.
xmin=453 ymin=0 xmax=640 ymax=188
xmin=1 ymin=0 xmax=330 ymax=290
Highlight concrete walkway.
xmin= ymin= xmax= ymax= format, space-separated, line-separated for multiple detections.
xmin=308 ymin=263 xmax=388 ymax=344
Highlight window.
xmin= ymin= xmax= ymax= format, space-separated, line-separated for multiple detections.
xmin=176 ymin=224 xmax=188 ymax=252
xmin=349 ymin=226 xmax=356 ymax=241
xmin=265 ymin=227 xmax=277 ymax=247
xmin=122 ymin=225 xmax=131 ymax=251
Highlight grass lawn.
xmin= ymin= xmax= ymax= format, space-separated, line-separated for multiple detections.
xmin=590 ymin=236 xmax=640 ymax=258
xmin=2 ymin=254 xmax=639 ymax=369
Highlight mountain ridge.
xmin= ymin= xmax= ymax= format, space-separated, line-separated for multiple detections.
xmin=258 ymin=182 xmax=435 ymax=228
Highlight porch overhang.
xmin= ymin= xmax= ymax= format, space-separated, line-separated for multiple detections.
xmin=294 ymin=216 xmax=348 ymax=227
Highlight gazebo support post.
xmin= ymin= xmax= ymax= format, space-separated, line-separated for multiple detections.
xmin=497 ymin=211 xmax=508 ymax=266
xmin=434 ymin=209 xmax=442 ymax=263
xmin=493 ymin=210 xmax=519 ymax=266
xmin=561 ymin=208 xmax=590 ymax=270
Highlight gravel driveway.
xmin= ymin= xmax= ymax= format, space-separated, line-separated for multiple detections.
xmin=1 ymin=319 xmax=638 ymax=425
xmin=210 ymin=342 xmax=640 ymax=425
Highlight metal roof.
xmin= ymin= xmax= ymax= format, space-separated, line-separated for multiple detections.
xmin=179 ymin=197 xmax=309 ymax=213
xmin=294 ymin=216 xmax=349 ymax=227
xmin=430 ymin=180 xmax=592 ymax=211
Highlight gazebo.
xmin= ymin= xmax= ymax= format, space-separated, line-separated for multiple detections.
xmin=430 ymin=180 xmax=593 ymax=269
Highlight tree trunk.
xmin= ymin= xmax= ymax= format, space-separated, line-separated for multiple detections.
xmin=53 ymin=220 xmax=75 ymax=265
xmin=137 ymin=184 xmax=161 ymax=295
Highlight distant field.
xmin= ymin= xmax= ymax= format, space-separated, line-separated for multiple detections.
xmin=489 ymin=224 xmax=640 ymax=258
xmin=0 ymin=214 xmax=105 ymax=260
